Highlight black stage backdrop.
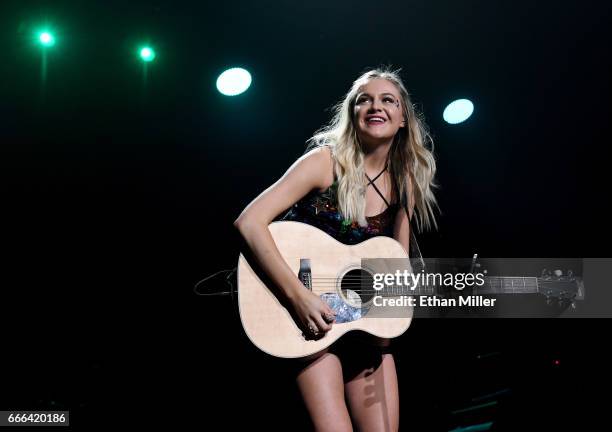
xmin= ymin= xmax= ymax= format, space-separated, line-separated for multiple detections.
xmin=1 ymin=0 xmax=610 ymax=429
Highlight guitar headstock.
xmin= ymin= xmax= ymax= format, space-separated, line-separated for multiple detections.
xmin=467 ymin=255 xmax=584 ymax=308
xmin=537 ymin=269 xmax=584 ymax=307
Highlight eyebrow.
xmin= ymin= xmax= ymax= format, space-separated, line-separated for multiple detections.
xmin=357 ymin=92 xmax=398 ymax=98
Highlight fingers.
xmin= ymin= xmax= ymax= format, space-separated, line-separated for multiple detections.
xmin=305 ymin=314 xmax=333 ymax=336
xmin=313 ymin=315 xmax=332 ymax=333
xmin=324 ymin=304 xmax=336 ymax=317
xmin=302 ymin=296 xmax=336 ymax=337
xmin=322 ymin=303 xmax=336 ymax=323
xmin=323 ymin=312 xmax=336 ymax=323
xmin=306 ymin=321 xmax=319 ymax=335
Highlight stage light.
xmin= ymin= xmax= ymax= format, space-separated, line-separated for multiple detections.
xmin=216 ymin=68 xmax=252 ymax=96
xmin=139 ymin=46 xmax=156 ymax=62
xmin=38 ymin=31 xmax=55 ymax=47
xmin=443 ymin=99 xmax=474 ymax=124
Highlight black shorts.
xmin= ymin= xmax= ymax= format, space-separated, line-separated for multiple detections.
xmin=283 ymin=331 xmax=394 ymax=380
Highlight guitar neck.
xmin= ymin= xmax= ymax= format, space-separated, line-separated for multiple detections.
xmin=380 ymin=276 xmax=540 ymax=296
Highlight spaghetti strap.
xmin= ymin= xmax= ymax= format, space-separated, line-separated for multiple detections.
xmin=368 ymin=180 xmax=391 ymax=208
xmin=365 ymin=164 xmax=391 ymax=208
xmin=366 ymin=163 xmax=387 ymax=185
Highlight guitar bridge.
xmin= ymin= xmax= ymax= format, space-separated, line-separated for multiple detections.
xmin=298 ymin=259 xmax=312 ymax=290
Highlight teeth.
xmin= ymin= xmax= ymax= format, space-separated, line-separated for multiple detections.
xmin=368 ymin=118 xmax=385 ymax=123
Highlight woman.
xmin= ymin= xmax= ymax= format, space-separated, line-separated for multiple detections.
xmin=234 ymin=67 xmax=438 ymax=431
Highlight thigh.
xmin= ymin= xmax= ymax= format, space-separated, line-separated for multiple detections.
xmin=343 ymin=350 xmax=399 ymax=432
xmin=295 ymin=351 xmax=353 ymax=432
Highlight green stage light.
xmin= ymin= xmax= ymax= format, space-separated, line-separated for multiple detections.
xmin=139 ymin=47 xmax=156 ymax=62
xmin=38 ymin=32 xmax=55 ymax=47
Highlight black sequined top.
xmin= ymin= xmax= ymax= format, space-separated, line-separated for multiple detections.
xmin=281 ymin=173 xmax=400 ymax=245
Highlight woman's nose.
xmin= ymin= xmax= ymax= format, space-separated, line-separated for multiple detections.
xmin=369 ymin=99 xmax=383 ymax=111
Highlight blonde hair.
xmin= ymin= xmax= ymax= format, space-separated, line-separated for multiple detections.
xmin=306 ymin=67 xmax=439 ymax=232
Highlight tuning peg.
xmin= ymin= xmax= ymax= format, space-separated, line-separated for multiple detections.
xmin=554 ymin=269 xmax=563 ymax=277
xmin=470 ymin=254 xmax=478 ymax=273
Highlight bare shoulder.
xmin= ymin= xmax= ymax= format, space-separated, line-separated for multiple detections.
xmin=299 ymin=146 xmax=335 ymax=192
xmin=233 ymin=146 xmax=336 ymax=227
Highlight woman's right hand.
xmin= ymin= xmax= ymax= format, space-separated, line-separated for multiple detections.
xmin=289 ymin=289 xmax=337 ymax=337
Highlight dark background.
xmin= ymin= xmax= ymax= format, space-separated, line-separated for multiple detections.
xmin=1 ymin=0 xmax=610 ymax=429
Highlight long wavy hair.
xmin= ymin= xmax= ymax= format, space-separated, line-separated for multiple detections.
xmin=306 ymin=67 xmax=439 ymax=232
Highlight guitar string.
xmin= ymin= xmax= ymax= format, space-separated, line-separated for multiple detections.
xmin=305 ymin=286 xmax=534 ymax=293
xmin=305 ymin=276 xmax=540 ymax=279
xmin=305 ymin=287 xmax=534 ymax=290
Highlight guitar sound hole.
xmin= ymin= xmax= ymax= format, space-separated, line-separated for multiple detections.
xmin=340 ymin=269 xmax=375 ymax=307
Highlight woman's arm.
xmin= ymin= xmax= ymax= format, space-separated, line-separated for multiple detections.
xmin=234 ymin=146 xmax=336 ymax=333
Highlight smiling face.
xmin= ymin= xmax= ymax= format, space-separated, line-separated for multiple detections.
xmin=353 ymin=78 xmax=406 ymax=146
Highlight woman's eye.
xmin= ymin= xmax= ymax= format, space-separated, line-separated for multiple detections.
xmin=356 ymin=96 xmax=396 ymax=105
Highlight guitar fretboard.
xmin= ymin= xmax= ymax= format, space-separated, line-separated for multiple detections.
xmin=378 ymin=276 xmax=539 ymax=296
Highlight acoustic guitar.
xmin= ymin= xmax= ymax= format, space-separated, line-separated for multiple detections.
xmin=237 ymin=221 xmax=582 ymax=358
